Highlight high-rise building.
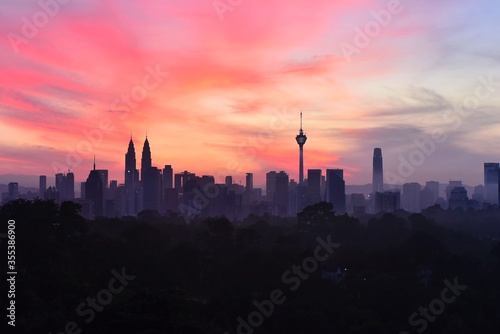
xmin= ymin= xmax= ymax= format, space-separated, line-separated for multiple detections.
xmin=372 ymin=148 xmax=383 ymax=193
xmin=4 ymin=182 xmax=20 ymax=202
xmin=85 ymin=158 xmax=104 ymax=218
xmin=484 ymin=163 xmax=499 ymax=205
xmin=449 ymin=187 xmax=468 ymax=210
xmin=266 ymin=171 xmax=277 ymax=203
xmin=55 ymin=172 xmax=74 ymax=203
xmin=472 ymin=185 xmax=485 ymax=202
xmin=39 ymin=175 xmax=47 ymax=199
xmin=163 ymin=165 xmax=173 ymax=189
xmin=326 ymin=169 xmax=346 ymax=214
xmin=80 ymin=182 xmax=86 ymax=199
xmin=420 ymin=181 xmax=439 ymax=210
xmin=141 ymin=136 xmax=152 ymax=182
xmin=347 ymin=193 xmax=366 ymax=214
xmin=245 ymin=173 xmax=253 ymax=192
xmin=225 ymin=176 xmax=233 ymax=187
xmin=97 ymin=170 xmax=109 ymax=189
xmin=274 ymin=171 xmax=289 ymax=216
xmin=307 ymin=169 xmax=322 ymax=205
xmin=374 ymin=191 xmax=400 ymax=213
xmin=402 ymin=182 xmax=422 ymax=213
xmin=175 ymin=171 xmax=196 ymax=192
xmin=142 ymin=167 xmax=162 ymax=212
xmin=446 ymin=181 xmax=463 ymax=202
xmin=125 ymin=137 xmax=137 ymax=187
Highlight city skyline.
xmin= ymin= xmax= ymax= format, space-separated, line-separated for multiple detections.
xmin=1 ymin=133 xmax=498 ymax=191
xmin=2 ymin=1 xmax=500 ymax=187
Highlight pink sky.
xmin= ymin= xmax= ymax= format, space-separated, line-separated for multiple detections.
xmin=1 ymin=0 xmax=500 ymax=188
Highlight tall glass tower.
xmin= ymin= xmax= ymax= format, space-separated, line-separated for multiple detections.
xmin=372 ymin=148 xmax=383 ymax=193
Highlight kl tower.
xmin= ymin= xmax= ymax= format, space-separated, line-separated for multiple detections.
xmin=295 ymin=111 xmax=307 ymax=210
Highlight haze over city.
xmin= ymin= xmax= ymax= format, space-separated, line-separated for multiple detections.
xmin=2 ymin=0 xmax=500 ymax=187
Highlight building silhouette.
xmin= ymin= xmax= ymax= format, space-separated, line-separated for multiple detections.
xmin=55 ymin=172 xmax=74 ymax=203
xmin=97 ymin=169 xmax=109 ymax=189
xmin=163 ymin=165 xmax=173 ymax=189
xmin=307 ymin=169 xmax=322 ymax=205
xmin=402 ymin=182 xmax=422 ymax=213
xmin=141 ymin=136 xmax=152 ymax=181
xmin=420 ymin=181 xmax=439 ymax=210
xmin=139 ymin=136 xmax=162 ymax=212
xmin=124 ymin=137 xmax=139 ymax=215
xmin=125 ymin=137 xmax=138 ymax=187
xmin=449 ymin=186 xmax=468 ymax=210
xmin=484 ymin=163 xmax=499 ymax=205
xmin=39 ymin=175 xmax=47 ymax=199
xmin=326 ymin=169 xmax=346 ymax=214
xmin=143 ymin=167 xmax=162 ymax=211
xmin=446 ymin=180 xmax=463 ymax=203
xmin=374 ymin=191 xmax=400 ymax=213
xmin=274 ymin=171 xmax=289 ymax=216
xmin=372 ymin=148 xmax=383 ymax=193
xmin=347 ymin=193 xmax=366 ymax=214
xmin=266 ymin=171 xmax=277 ymax=203
xmin=85 ymin=158 xmax=104 ymax=218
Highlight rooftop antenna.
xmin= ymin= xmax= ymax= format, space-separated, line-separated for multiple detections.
xmin=93 ymin=155 xmax=96 ymax=170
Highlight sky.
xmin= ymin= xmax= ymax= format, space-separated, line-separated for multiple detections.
xmin=1 ymin=0 xmax=500 ymax=188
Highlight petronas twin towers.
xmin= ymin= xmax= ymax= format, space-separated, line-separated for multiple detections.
xmin=124 ymin=136 xmax=161 ymax=214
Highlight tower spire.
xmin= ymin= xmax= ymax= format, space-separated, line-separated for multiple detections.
xmin=93 ymin=155 xmax=96 ymax=170
xmin=300 ymin=111 xmax=302 ymax=130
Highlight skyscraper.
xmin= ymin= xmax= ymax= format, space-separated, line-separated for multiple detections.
xmin=372 ymin=148 xmax=383 ymax=193
xmin=85 ymin=158 xmax=104 ymax=218
xmin=307 ymin=169 xmax=322 ymax=205
xmin=274 ymin=171 xmax=289 ymax=216
xmin=402 ymin=182 xmax=422 ymax=213
xmin=141 ymin=136 xmax=152 ymax=182
xmin=484 ymin=163 xmax=499 ymax=205
xmin=55 ymin=171 xmax=74 ymax=203
xmin=163 ymin=165 xmax=173 ymax=189
xmin=326 ymin=169 xmax=346 ymax=214
xmin=125 ymin=137 xmax=138 ymax=215
xmin=266 ymin=171 xmax=277 ymax=203
xmin=39 ymin=175 xmax=47 ymax=199
xmin=142 ymin=167 xmax=162 ymax=212
xmin=138 ymin=136 xmax=162 ymax=212
xmin=97 ymin=170 xmax=109 ymax=189
xmin=245 ymin=173 xmax=253 ymax=192
xmin=125 ymin=137 xmax=137 ymax=187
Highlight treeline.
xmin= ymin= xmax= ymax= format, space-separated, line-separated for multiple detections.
xmin=1 ymin=199 xmax=500 ymax=333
